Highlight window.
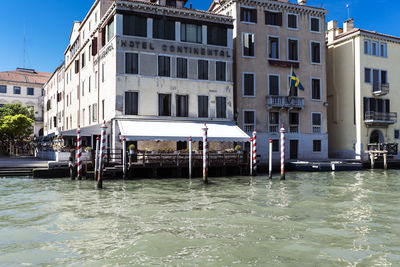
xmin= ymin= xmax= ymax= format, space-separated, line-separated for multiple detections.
xmin=81 ymin=52 xmax=86 ymax=68
xmin=311 ymin=41 xmax=321 ymax=63
xmin=66 ymin=95 xmax=69 ymax=107
xmin=102 ymin=100 xmax=105 ymax=120
xmin=153 ymin=18 xmax=175 ymax=40
xmin=125 ymin=53 xmax=139 ymax=74
xmin=243 ymin=73 xmax=255 ymax=96
xmin=82 ymin=108 xmax=85 ymax=126
xmin=395 ymin=130 xmax=400 ymax=139
xmin=176 ymin=95 xmax=188 ymax=117
xmin=313 ymin=140 xmax=322 ymax=152
xmin=268 ymin=36 xmax=279 ymax=59
xmin=176 ymin=58 xmax=188 ymax=79
xmin=372 ymin=69 xmax=388 ymax=91
xmin=102 ymin=63 xmax=105 ymax=83
xmin=311 ymin=78 xmax=321 ymax=100
xmin=198 ymin=60 xmax=208 ymax=80
xmin=123 ymin=15 xmax=147 ymax=37
xmin=365 ymin=68 xmax=371 ymax=83
xmin=158 ymin=94 xmax=171 ymax=116
xmin=240 ymin=8 xmax=257 ymax=23
xmin=75 ymin=60 xmax=79 ymax=73
xmin=380 ymin=42 xmax=387 ymax=57
xmin=272 ymin=140 xmax=279 ymax=152
xmin=27 ymin=88 xmax=34 ymax=96
xmin=216 ymin=62 xmax=226 ymax=81
xmin=0 ymin=85 xmax=6 ymax=93
xmin=216 ymin=96 xmax=226 ymax=118
xmin=207 ymin=25 xmax=227 ymax=47
xmin=289 ymin=112 xmax=299 ymax=133
xmin=89 ymin=105 xmax=91 ymax=125
xmin=269 ymin=112 xmax=279 ymax=133
xmin=265 ymin=11 xmax=282 ymax=26
xmin=107 ymin=18 xmax=114 ymax=42
xmin=381 ymin=70 xmax=388 ymax=85
xmin=181 ymin=23 xmax=202 ymax=43
xmin=243 ymin=33 xmax=255 ymax=57
xmin=243 ymin=110 xmax=255 ymax=132
xmin=312 ymin=113 xmax=322 ymax=133
xmin=288 ymin=39 xmax=298 ymax=61
xmin=372 ymin=41 xmax=378 ymax=56
xmin=287 ymin=14 xmax=298 ymax=29
xmin=166 ymin=0 xmax=176 ymax=7
xmin=82 ymin=81 xmax=85 ymax=96
xmin=363 ymin=97 xmax=390 ymax=115
xmin=89 ymin=76 xmax=91 ymax=93
xmin=125 ymin=92 xmax=138 ymax=115
xmin=93 ymin=103 xmax=98 ymax=122
xmin=364 ymin=39 xmax=371 ymax=55
xmin=198 ymin=96 xmax=208 ymax=118
xmin=13 ymin=86 xmax=21 ymax=94
xmin=268 ymin=74 xmax=279 ymax=96
xmin=158 ymin=56 xmax=171 ymax=77
xmin=310 ymin=17 xmax=320 ymax=32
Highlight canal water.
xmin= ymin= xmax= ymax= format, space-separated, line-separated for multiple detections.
xmin=1 ymin=171 xmax=400 ymax=266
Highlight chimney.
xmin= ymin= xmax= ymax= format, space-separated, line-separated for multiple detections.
xmin=327 ymin=20 xmax=338 ymax=43
xmin=343 ymin=18 xmax=354 ymax=33
xmin=297 ymin=0 xmax=307 ymax=5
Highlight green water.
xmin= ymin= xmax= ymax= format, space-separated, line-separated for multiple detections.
xmin=1 ymin=171 xmax=400 ymax=266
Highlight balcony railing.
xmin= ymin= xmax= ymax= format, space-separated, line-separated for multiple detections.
xmin=289 ymin=125 xmax=299 ymax=133
xmin=365 ymin=111 xmax=397 ymax=126
xmin=372 ymin=83 xmax=390 ymax=96
xmin=266 ymin=96 xmax=305 ymax=109
xmin=312 ymin=126 xmax=321 ymax=133
xmin=244 ymin=124 xmax=255 ymax=132
xmin=269 ymin=124 xmax=279 ymax=133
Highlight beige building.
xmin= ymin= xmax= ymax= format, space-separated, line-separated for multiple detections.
xmin=327 ymin=19 xmax=400 ymax=160
xmin=44 ymin=0 xmax=249 ymax=151
xmin=0 ymin=68 xmax=51 ymax=136
xmin=209 ymin=0 xmax=328 ymax=164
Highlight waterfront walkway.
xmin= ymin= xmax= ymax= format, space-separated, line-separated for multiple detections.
xmin=0 ymin=156 xmax=49 ymax=169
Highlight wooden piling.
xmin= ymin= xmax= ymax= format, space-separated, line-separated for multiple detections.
xmin=384 ymin=153 xmax=388 ymax=170
xmin=269 ymin=138 xmax=273 ymax=179
xmin=370 ymin=153 xmax=375 ymax=169
xmin=122 ymin=137 xmax=127 ymax=179
xmin=202 ymin=123 xmax=208 ymax=184
xmin=280 ymin=125 xmax=286 ymax=180
xmin=189 ymin=137 xmax=192 ymax=179
xmin=97 ymin=121 xmax=107 ymax=189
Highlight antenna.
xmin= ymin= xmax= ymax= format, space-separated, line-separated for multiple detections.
xmin=346 ymin=4 xmax=350 ymax=19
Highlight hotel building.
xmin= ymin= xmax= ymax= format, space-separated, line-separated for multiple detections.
xmin=44 ymin=0 xmax=249 ymax=151
xmin=327 ymin=19 xmax=400 ymax=160
xmin=209 ymin=0 xmax=328 ymax=164
xmin=0 ymin=68 xmax=51 ymax=136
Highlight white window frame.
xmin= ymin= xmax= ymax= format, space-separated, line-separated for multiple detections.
xmin=364 ymin=39 xmax=371 ymax=55
xmin=311 ymin=112 xmax=322 ymax=134
xmin=312 ymin=139 xmax=322 ymax=153
xmin=364 ymin=68 xmax=372 ymax=84
xmin=287 ymin=13 xmax=298 ymax=30
xmin=240 ymin=6 xmax=257 ymax=25
xmin=215 ymin=95 xmax=227 ymax=119
xmin=379 ymin=42 xmax=388 ymax=58
xmin=288 ymin=111 xmax=300 ymax=133
xmin=287 ymin=37 xmax=299 ymax=62
xmin=309 ymin=16 xmax=321 ymax=33
xmin=311 ymin=77 xmax=322 ymax=101
xmin=265 ymin=9 xmax=282 ymax=28
xmin=242 ymin=72 xmax=256 ymax=98
xmin=268 ymin=73 xmax=280 ymax=96
xmin=242 ymin=32 xmax=256 ymax=58
xmin=310 ymin=40 xmax=322 ymax=65
xmin=214 ymin=60 xmax=228 ymax=82
xmin=267 ymin=35 xmax=280 ymax=60
xmin=268 ymin=111 xmax=280 ymax=133
xmin=243 ymin=109 xmax=256 ymax=132
xmin=394 ymin=129 xmax=400 ymax=140
xmin=371 ymin=41 xmax=379 ymax=56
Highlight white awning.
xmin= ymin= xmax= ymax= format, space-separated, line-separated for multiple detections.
xmin=118 ymin=120 xmax=250 ymax=142
xmin=61 ymin=124 xmax=102 ymax=137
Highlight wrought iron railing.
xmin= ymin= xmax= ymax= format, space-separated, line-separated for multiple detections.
xmin=312 ymin=126 xmax=321 ymax=133
xmin=365 ymin=111 xmax=397 ymax=124
xmin=266 ymin=96 xmax=305 ymax=109
xmin=269 ymin=124 xmax=279 ymax=133
xmin=367 ymin=143 xmax=398 ymax=155
xmin=244 ymin=124 xmax=255 ymax=132
xmin=372 ymin=83 xmax=390 ymax=96
xmin=289 ymin=125 xmax=299 ymax=133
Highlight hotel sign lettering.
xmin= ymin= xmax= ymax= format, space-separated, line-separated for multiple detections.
xmin=118 ymin=39 xmax=231 ymax=59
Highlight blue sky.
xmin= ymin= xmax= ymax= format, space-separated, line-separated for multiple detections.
xmin=0 ymin=0 xmax=398 ymax=73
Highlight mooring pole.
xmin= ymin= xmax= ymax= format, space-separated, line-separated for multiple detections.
xmin=76 ymin=126 xmax=82 ymax=180
xmin=202 ymin=123 xmax=208 ymax=184
xmin=370 ymin=153 xmax=375 ymax=169
xmin=97 ymin=121 xmax=107 ymax=189
xmin=252 ymin=130 xmax=257 ymax=176
xmin=94 ymin=137 xmax=100 ymax=180
xmin=269 ymin=138 xmax=273 ymax=179
xmin=280 ymin=125 xmax=286 ymax=180
xmin=384 ymin=153 xmax=388 ymax=170
xmin=122 ymin=136 xmax=127 ymax=179
xmin=250 ymin=138 xmax=253 ymax=176
xmin=189 ymin=136 xmax=192 ymax=179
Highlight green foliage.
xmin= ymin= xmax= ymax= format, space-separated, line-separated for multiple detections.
xmin=0 ymin=103 xmax=35 ymax=120
xmin=128 ymin=144 xmax=136 ymax=151
xmin=0 ymin=114 xmax=34 ymax=142
xmin=234 ymin=145 xmax=242 ymax=151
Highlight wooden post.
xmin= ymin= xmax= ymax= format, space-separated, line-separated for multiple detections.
xmin=189 ymin=137 xmax=192 ymax=179
xmin=76 ymin=126 xmax=82 ymax=180
xmin=370 ymin=153 xmax=375 ymax=169
xmin=252 ymin=130 xmax=257 ymax=176
xmin=250 ymin=138 xmax=253 ymax=176
xmin=97 ymin=121 xmax=107 ymax=189
xmin=202 ymin=123 xmax=208 ymax=184
xmin=122 ymin=137 xmax=127 ymax=179
xmin=94 ymin=137 xmax=100 ymax=181
xmin=269 ymin=138 xmax=273 ymax=179
xmin=280 ymin=125 xmax=286 ymax=180
xmin=384 ymin=153 xmax=388 ymax=170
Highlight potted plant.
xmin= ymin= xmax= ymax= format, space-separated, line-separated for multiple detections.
xmin=128 ymin=144 xmax=136 ymax=155
xmin=235 ymin=145 xmax=242 ymax=154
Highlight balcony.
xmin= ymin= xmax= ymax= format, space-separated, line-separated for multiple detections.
xmin=269 ymin=124 xmax=279 ymax=133
xmin=365 ymin=111 xmax=397 ymax=127
xmin=372 ymin=83 xmax=389 ymax=96
xmin=244 ymin=124 xmax=255 ymax=133
xmin=266 ymin=96 xmax=305 ymax=109
xmin=289 ymin=125 xmax=299 ymax=133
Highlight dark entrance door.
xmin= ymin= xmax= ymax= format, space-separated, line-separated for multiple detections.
xmin=290 ymin=140 xmax=298 ymax=160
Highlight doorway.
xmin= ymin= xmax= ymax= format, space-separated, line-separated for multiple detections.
xmin=370 ymin=130 xmax=384 ymax=144
xmin=290 ymin=140 xmax=298 ymax=160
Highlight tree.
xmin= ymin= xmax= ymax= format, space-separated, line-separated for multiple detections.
xmin=0 ymin=115 xmax=34 ymax=155
xmin=0 ymin=103 xmax=35 ymax=120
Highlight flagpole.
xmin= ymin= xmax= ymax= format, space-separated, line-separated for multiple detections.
xmin=288 ymin=65 xmax=292 ymax=96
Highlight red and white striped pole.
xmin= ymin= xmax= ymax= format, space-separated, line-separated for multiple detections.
xmin=202 ymin=123 xmax=208 ymax=184
xmin=76 ymin=126 xmax=82 ymax=180
xmin=97 ymin=121 xmax=107 ymax=189
xmin=252 ymin=130 xmax=257 ymax=176
xmin=280 ymin=124 xmax=286 ymax=180
xmin=269 ymin=138 xmax=273 ymax=179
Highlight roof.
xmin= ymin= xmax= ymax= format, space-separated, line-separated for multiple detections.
xmin=208 ymin=0 xmax=326 ymax=12
xmin=334 ymin=28 xmax=400 ymax=43
xmin=0 ymin=68 xmax=52 ymax=86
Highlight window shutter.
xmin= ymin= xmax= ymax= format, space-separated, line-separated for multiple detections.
xmin=75 ymin=60 xmax=79 ymax=73
xmin=240 ymin=8 xmax=245 ymax=21
xmin=265 ymin=11 xmax=269 ymax=24
xmin=251 ymin=9 xmax=257 ymax=23
xmin=386 ymin=100 xmax=390 ymax=113
xmin=92 ymin=38 xmax=98 ymax=56
xmin=277 ymin=12 xmax=282 ymax=26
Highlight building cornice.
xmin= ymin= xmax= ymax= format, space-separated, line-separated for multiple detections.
xmin=328 ymin=29 xmax=400 ymax=46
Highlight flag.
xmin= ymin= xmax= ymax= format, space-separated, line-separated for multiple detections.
xmin=290 ymin=71 xmax=304 ymax=91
